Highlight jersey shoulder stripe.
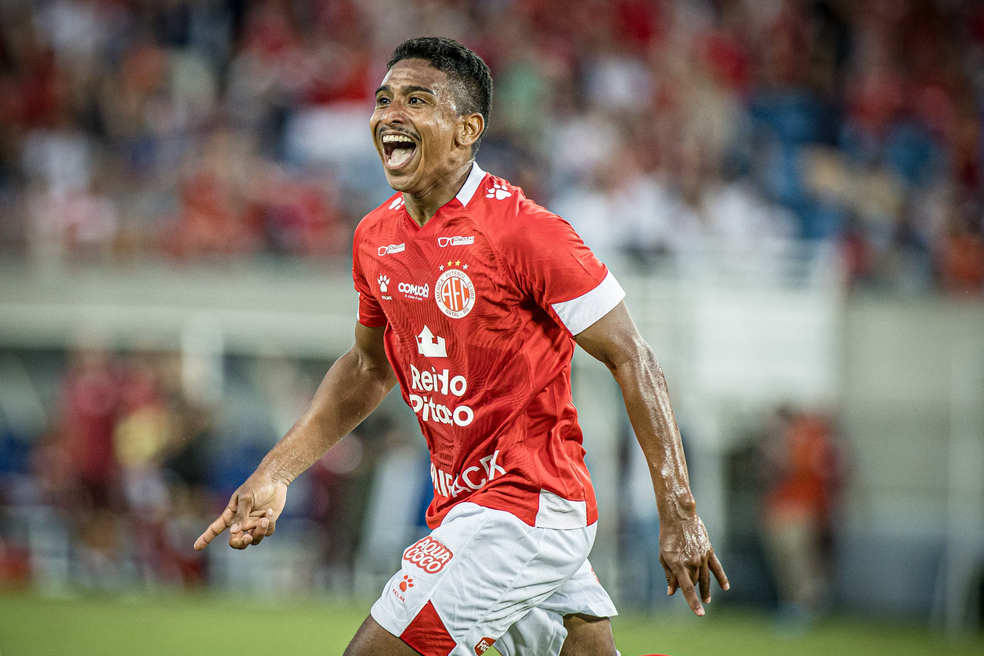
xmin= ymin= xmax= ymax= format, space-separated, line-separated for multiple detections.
xmin=551 ymin=271 xmax=625 ymax=335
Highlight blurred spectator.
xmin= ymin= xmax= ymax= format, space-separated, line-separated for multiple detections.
xmin=56 ymin=343 xmax=122 ymax=511
xmin=759 ymin=408 xmax=846 ymax=626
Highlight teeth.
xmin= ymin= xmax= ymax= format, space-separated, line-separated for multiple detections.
xmin=382 ymin=134 xmax=415 ymax=144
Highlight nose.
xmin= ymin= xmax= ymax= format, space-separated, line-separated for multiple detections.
xmin=378 ymin=97 xmax=409 ymax=125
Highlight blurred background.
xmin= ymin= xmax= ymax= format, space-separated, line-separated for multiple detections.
xmin=0 ymin=0 xmax=982 ymax=654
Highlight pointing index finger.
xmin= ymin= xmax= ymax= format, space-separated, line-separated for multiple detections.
xmin=194 ymin=506 xmax=236 ymax=551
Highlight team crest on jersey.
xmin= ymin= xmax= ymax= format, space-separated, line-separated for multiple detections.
xmin=435 ymin=268 xmax=475 ymax=319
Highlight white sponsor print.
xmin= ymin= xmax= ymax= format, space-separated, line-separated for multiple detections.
xmin=398 ymin=281 xmax=429 ymax=300
xmin=485 ymin=181 xmax=512 ymax=200
xmin=437 ymin=235 xmax=475 ymax=247
xmin=435 ymin=269 xmax=475 ymax=319
xmin=430 ymin=450 xmax=506 ymax=498
xmin=403 ymin=536 xmax=454 ymax=573
xmin=377 ymin=243 xmax=405 ymax=256
xmin=416 ymin=326 xmax=447 ymax=357
xmin=407 ymin=363 xmax=471 ymax=427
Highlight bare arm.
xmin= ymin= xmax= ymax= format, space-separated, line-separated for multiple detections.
xmin=575 ymin=301 xmax=729 ymax=615
xmin=195 ymin=322 xmax=396 ymax=551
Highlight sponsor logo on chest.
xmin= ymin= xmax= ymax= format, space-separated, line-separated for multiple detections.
xmin=438 ymin=235 xmax=474 ymax=247
xmin=378 ymin=243 xmax=405 ymax=256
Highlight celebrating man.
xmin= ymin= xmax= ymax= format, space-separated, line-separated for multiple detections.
xmin=195 ymin=36 xmax=728 ymax=656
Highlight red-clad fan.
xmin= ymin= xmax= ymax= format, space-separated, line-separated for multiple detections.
xmin=195 ymin=37 xmax=728 ymax=656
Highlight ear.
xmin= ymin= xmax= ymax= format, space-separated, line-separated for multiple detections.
xmin=456 ymin=112 xmax=485 ymax=151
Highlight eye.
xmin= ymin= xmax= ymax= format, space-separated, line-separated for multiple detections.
xmin=376 ymin=96 xmax=390 ymax=106
xmin=409 ymin=96 xmax=424 ymax=105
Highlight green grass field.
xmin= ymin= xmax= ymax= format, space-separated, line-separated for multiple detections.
xmin=0 ymin=592 xmax=981 ymax=656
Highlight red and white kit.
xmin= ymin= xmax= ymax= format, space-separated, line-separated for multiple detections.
xmin=354 ymin=164 xmax=623 ymax=655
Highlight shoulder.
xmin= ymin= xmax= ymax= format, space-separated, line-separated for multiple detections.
xmin=477 ymin=174 xmax=573 ymax=250
xmin=355 ymin=192 xmax=405 ymax=241
xmin=476 ymin=175 xmax=580 ymax=265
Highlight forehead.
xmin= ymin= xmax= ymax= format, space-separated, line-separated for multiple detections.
xmin=379 ymin=59 xmax=450 ymax=92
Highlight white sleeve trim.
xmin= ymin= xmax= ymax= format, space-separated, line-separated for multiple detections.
xmin=550 ymin=271 xmax=625 ymax=335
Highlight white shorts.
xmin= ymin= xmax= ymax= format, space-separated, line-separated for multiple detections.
xmin=371 ymin=502 xmax=617 ymax=656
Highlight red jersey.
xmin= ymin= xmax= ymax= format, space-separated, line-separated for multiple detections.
xmin=353 ymin=164 xmax=625 ymax=529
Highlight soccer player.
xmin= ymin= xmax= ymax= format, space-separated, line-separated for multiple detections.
xmin=194 ymin=37 xmax=729 ymax=655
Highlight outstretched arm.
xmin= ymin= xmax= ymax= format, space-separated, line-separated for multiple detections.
xmin=195 ymin=322 xmax=396 ymax=551
xmin=574 ymin=301 xmax=729 ymax=616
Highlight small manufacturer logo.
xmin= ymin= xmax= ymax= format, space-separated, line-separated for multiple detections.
xmin=435 ymin=269 xmax=475 ymax=319
xmin=403 ymin=536 xmax=454 ymax=573
xmin=486 ymin=181 xmax=511 ymax=200
xmin=389 ymin=196 xmax=405 ymax=210
xmin=377 ymin=274 xmax=390 ymax=293
xmin=378 ymin=243 xmax=405 ymax=256
xmin=416 ymin=326 xmax=447 ymax=358
xmin=474 ymin=638 xmax=495 ymax=654
xmin=399 ymin=575 xmax=414 ymax=592
xmin=438 ymin=236 xmax=475 ymax=247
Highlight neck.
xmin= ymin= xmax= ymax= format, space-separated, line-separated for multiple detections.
xmin=403 ymin=160 xmax=474 ymax=227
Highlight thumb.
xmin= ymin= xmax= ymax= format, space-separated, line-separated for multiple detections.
xmin=230 ymin=491 xmax=254 ymax=534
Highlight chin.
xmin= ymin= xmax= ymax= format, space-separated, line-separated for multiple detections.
xmin=383 ymin=169 xmax=419 ymax=193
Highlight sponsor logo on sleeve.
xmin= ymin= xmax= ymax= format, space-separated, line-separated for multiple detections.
xmin=377 ymin=243 xmax=405 ymax=256
xmin=474 ymin=638 xmax=496 ymax=654
xmin=438 ymin=236 xmax=475 ymax=247
xmin=403 ymin=536 xmax=454 ymax=574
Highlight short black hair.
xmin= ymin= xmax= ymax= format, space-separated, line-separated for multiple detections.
xmin=387 ymin=37 xmax=493 ymax=155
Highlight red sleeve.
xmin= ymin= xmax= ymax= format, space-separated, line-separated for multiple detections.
xmin=495 ymin=199 xmax=625 ymax=335
xmin=352 ymin=223 xmax=387 ymax=328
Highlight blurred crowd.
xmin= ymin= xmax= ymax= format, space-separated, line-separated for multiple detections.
xmin=0 ymin=0 xmax=981 ymax=293
xmin=0 ymin=345 xmax=416 ymax=594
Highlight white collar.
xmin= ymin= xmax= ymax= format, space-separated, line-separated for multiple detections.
xmin=455 ymin=162 xmax=486 ymax=207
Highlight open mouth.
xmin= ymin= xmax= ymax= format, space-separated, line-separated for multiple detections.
xmin=381 ymin=133 xmax=418 ymax=171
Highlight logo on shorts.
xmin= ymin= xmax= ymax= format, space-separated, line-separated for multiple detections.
xmin=474 ymin=638 xmax=496 ymax=654
xmin=403 ymin=536 xmax=454 ymax=574
xmin=435 ymin=268 xmax=475 ymax=319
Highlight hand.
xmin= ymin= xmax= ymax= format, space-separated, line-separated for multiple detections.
xmin=658 ymin=514 xmax=729 ymax=616
xmin=194 ymin=471 xmax=288 ymax=551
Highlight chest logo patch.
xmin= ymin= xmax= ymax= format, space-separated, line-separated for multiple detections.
xmin=438 ymin=235 xmax=474 ymax=247
xmin=435 ymin=269 xmax=475 ymax=319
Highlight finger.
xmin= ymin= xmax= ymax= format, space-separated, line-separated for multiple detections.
xmin=249 ymin=516 xmax=271 ymax=546
xmin=659 ymin=554 xmax=678 ymax=596
xmin=194 ymin=505 xmax=236 ymax=551
xmin=709 ymin=550 xmax=730 ymax=591
xmin=229 ymin=492 xmax=254 ymax=548
xmin=699 ymin=558 xmax=711 ymax=604
xmin=672 ymin=563 xmax=704 ymax=616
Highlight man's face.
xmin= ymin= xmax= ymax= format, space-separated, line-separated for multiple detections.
xmin=371 ymin=59 xmax=467 ymax=193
